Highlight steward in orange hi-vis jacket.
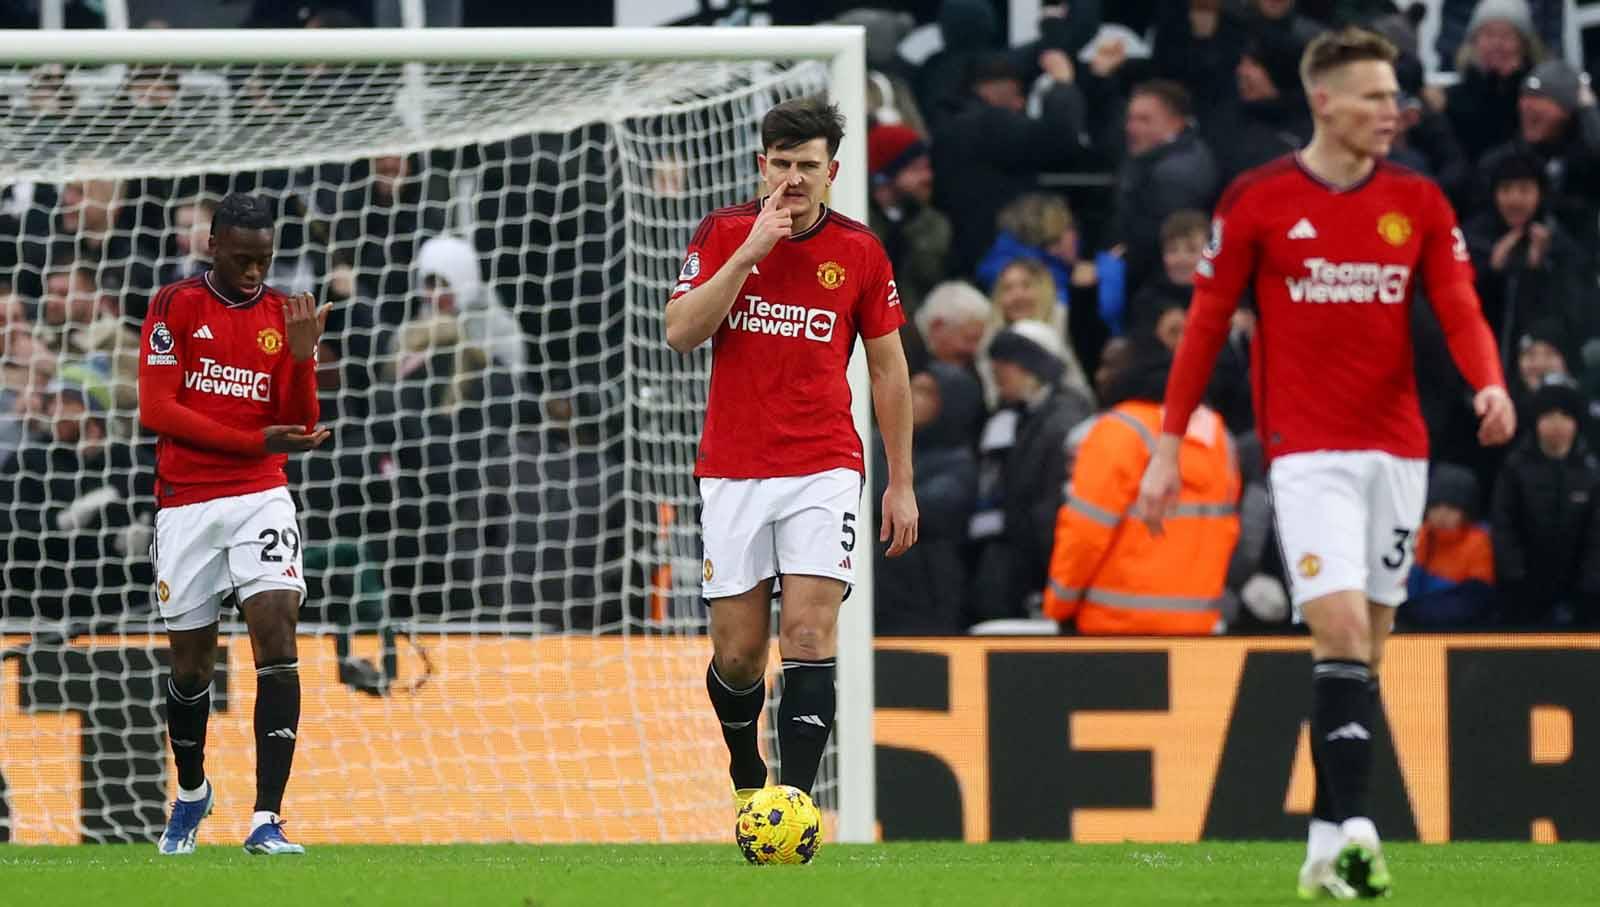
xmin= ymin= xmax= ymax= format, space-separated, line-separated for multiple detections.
xmin=1043 ymin=351 xmax=1240 ymax=634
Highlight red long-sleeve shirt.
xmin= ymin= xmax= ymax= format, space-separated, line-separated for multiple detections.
xmin=1163 ymin=155 xmax=1503 ymax=461
xmin=137 ymin=273 xmax=319 ymax=507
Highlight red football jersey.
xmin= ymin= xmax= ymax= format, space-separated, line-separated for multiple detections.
xmin=671 ymin=199 xmax=904 ymax=479
xmin=1164 ymin=155 xmax=1503 ymax=461
xmin=138 ymin=273 xmax=319 ymax=507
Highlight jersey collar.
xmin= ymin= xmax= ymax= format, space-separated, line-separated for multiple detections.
xmin=1292 ymin=152 xmax=1379 ymax=195
xmin=760 ymin=195 xmax=831 ymax=242
xmin=202 ymin=270 xmax=266 ymax=309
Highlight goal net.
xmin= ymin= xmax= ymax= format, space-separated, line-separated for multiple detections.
xmin=0 ymin=30 xmax=867 ymax=846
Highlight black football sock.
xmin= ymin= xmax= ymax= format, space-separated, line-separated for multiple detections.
xmin=1310 ymin=659 xmax=1374 ymax=823
xmin=1310 ymin=748 xmax=1338 ymax=824
xmin=253 ymin=658 xmax=301 ymax=815
xmin=706 ymin=662 xmax=768 ymax=790
xmin=165 ymin=676 xmax=211 ymax=793
xmin=776 ymin=658 xmax=836 ymax=795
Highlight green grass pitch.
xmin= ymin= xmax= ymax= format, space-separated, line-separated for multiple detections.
xmin=3 ymin=842 xmax=1594 ymax=905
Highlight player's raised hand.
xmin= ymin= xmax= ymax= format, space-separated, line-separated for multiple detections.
xmin=262 ymin=424 xmax=331 ymax=454
xmin=880 ymin=482 xmax=919 ymax=557
xmin=1132 ymin=440 xmax=1182 ymax=536
xmin=735 ymin=201 xmax=792 ymax=268
xmin=1474 ymin=385 xmax=1516 ymax=447
xmin=285 ymin=291 xmax=333 ymax=362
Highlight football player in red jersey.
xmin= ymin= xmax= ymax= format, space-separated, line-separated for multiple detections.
xmin=1133 ymin=29 xmax=1515 ymax=898
xmin=666 ymin=98 xmax=918 ymax=813
xmin=138 ymin=193 xmax=330 ymax=856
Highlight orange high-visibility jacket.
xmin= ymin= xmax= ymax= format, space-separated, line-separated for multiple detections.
xmin=1042 ymin=400 xmax=1240 ymax=634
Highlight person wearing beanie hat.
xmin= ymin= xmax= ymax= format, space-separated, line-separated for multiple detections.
xmin=1445 ymin=0 xmax=1546 ymax=161
xmin=867 ymin=124 xmax=950 ymax=318
xmin=1491 ymin=374 xmax=1600 ymax=627
xmin=1475 ymin=51 xmax=1600 ymax=249
xmin=1402 ymin=462 xmax=1497 ymax=628
xmin=1464 ymin=141 xmax=1591 ymax=374
xmin=968 ymin=318 xmax=1093 ymax=625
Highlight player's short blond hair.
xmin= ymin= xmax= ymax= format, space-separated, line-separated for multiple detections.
xmin=1299 ymin=27 xmax=1398 ymax=88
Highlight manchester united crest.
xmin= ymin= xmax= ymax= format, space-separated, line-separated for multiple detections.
xmin=157 ymin=580 xmax=171 ymax=602
xmin=1298 ymin=553 xmax=1322 ymax=579
xmin=1377 ymin=212 xmax=1412 ymax=246
xmin=817 ymin=260 xmax=846 ymax=290
xmin=703 ymin=559 xmax=715 ymax=582
xmin=258 ymin=327 xmax=284 ymax=355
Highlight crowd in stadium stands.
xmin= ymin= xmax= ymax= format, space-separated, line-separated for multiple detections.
xmin=865 ymin=0 xmax=1600 ymax=635
xmin=0 ymin=0 xmax=1597 ymax=638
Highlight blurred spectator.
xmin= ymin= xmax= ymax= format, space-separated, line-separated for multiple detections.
xmin=915 ymin=0 xmax=1005 ymax=127
xmin=981 ymin=257 xmax=1095 ymax=404
xmin=0 ymin=377 xmax=154 ymax=620
xmin=912 ymin=280 xmax=992 ymax=375
xmin=369 ymin=312 xmax=525 ymax=618
xmin=1129 ymin=209 xmax=1206 ymax=329
xmin=931 ymin=51 xmax=1090 ymax=279
xmin=1490 ymin=377 xmax=1600 ymax=626
xmin=1 ymin=292 xmax=54 ymax=467
xmin=968 ymin=320 xmax=1094 ymax=623
xmin=867 ymin=124 xmax=950 ymax=316
xmin=33 ymin=264 xmax=111 ymax=355
xmin=1206 ymin=30 xmax=1314 ymax=186
xmin=1435 ymin=0 xmax=1561 ymax=78
xmin=411 ymin=234 xmax=527 ymax=370
xmin=1111 ymin=80 xmax=1219 ymax=291
xmin=1402 ymin=463 xmax=1497 ymax=627
xmin=316 ymin=152 xmax=450 ymax=320
xmin=834 ymin=8 xmax=927 ymax=133
xmin=975 ymin=193 xmax=1105 ymax=371
xmin=873 ymin=362 xmax=983 ymax=634
xmin=509 ymin=380 xmax=627 ymax=629
xmin=157 ymin=196 xmax=215 ymax=286
xmin=1463 ymin=152 xmax=1595 ymax=369
xmin=1445 ymin=0 xmax=1547 ymax=162
xmin=1041 ymin=339 xmax=1238 ymax=634
xmin=1476 ymin=61 xmax=1600 ymax=249
xmin=1386 ymin=52 xmax=1472 ymax=198
xmin=1150 ymin=1 xmax=1249 ymax=126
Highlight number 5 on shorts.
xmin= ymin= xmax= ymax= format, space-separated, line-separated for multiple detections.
xmin=841 ymin=513 xmax=856 ymax=553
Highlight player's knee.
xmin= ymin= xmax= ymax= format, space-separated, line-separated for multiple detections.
xmin=171 ymin=661 xmax=214 ymax=693
xmin=712 ymin=647 xmax=765 ymax=687
xmin=1315 ymin=613 xmax=1371 ymax=660
xmin=778 ymin=624 xmax=833 ymax=661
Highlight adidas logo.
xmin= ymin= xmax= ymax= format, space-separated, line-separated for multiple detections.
xmin=170 ymin=738 xmax=199 ymax=748
xmin=720 ymin=719 xmax=754 ymax=730
xmin=283 ymin=566 xmax=298 ymax=578
xmin=192 ymin=324 xmax=215 ymax=339
xmin=267 ymin=728 xmax=296 ymax=740
xmin=1288 ymin=218 xmax=1318 ymax=240
xmin=838 ymin=555 xmax=851 ymax=570
xmin=791 ymin=714 xmax=826 ymax=728
xmin=1325 ymin=722 xmax=1370 ymax=742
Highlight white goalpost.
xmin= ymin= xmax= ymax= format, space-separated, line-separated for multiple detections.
xmin=0 ymin=26 xmax=875 ymax=845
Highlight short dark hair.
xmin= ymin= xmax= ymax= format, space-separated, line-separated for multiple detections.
xmin=1300 ymin=27 xmax=1398 ymax=87
xmin=969 ymin=52 xmax=1024 ymax=89
xmin=1490 ymin=151 xmax=1545 ymax=191
xmin=1131 ymin=80 xmax=1192 ymax=119
xmin=211 ymin=192 xmax=273 ymax=238
xmin=1160 ymin=209 xmax=1210 ymax=247
xmin=761 ymin=96 xmax=846 ymax=158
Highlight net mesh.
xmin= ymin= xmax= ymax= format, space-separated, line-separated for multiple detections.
xmin=0 ymin=55 xmax=834 ymax=844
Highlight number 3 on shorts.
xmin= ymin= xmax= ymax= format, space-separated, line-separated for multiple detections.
xmin=1381 ymin=527 xmax=1412 ymax=571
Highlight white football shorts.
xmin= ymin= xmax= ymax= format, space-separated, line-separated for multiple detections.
xmin=698 ymin=467 xmax=862 ymax=599
xmin=1269 ymin=450 xmax=1426 ymax=613
xmin=153 ymin=486 xmax=308 ymax=631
